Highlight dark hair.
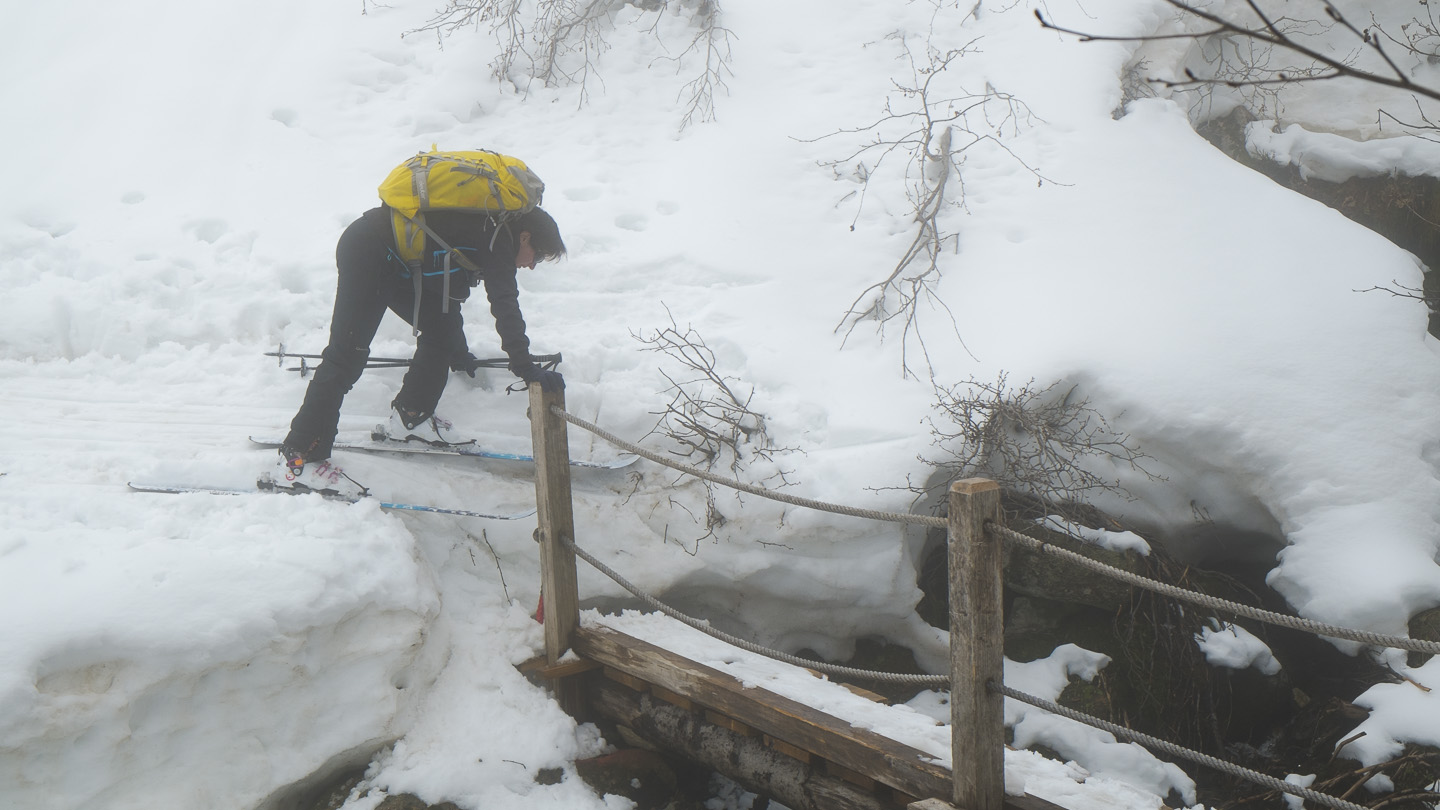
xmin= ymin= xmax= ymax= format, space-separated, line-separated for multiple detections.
xmin=514 ymin=206 xmax=566 ymax=262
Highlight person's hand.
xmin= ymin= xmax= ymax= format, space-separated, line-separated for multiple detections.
xmin=510 ymin=361 xmax=565 ymax=392
xmin=450 ymin=352 xmax=483 ymax=378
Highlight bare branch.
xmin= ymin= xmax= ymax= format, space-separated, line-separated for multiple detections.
xmin=1355 ymin=279 xmax=1436 ymax=307
xmin=1037 ymin=1 xmax=1440 ymax=104
xmin=809 ymin=33 xmax=1050 ymax=378
xmin=648 ymin=0 xmax=735 ymax=131
xmin=406 ymin=0 xmax=730 ymax=129
xmin=922 ymin=374 xmax=1162 ymax=509
xmin=632 ymin=305 xmax=800 ymax=546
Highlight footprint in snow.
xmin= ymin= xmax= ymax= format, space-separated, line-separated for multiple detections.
xmin=185 ymin=219 xmax=228 ymax=244
xmin=615 ymin=213 xmax=649 ymax=232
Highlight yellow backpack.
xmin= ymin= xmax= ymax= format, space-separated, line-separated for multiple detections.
xmin=377 ymin=147 xmax=546 ymax=329
xmin=378 ymin=147 xmax=546 ymax=267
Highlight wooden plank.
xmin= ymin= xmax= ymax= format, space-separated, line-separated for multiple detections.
xmin=572 ymin=625 xmax=952 ymax=801
xmin=914 ymin=792 xmax=1069 ymax=810
xmin=1005 ymin=793 xmax=1073 ymax=810
xmin=518 ymin=655 xmax=601 ymax=679
xmin=590 ymin=677 xmax=889 ymax=810
xmin=583 ymin=637 xmax=1073 ymax=810
xmin=804 ymin=668 xmax=892 ymax=704
xmin=765 ymin=734 xmax=814 ymax=764
xmin=529 ymin=385 xmax=579 ymax=665
xmin=602 ymin=666 xmax=648 ymax=692
xmin=949 ymin=479 xmax=1006 ymax=810
xmin=908 ymin=799 xmax=959 ymax=810
xmin=651 ymin=685 xmax=694 ymax=710
xmin=826 ymin=760 xmax=877 ymax=791
xmin=706 ymin=710 xmax=757 ymax=737
xmin=840 ymin=683 xmax=892 ymax=705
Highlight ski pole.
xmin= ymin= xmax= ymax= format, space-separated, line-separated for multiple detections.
xmin=267 ymin=345 xmax=413 ymax=365
xmin=272 ymin=346 xmax=562 ymax=377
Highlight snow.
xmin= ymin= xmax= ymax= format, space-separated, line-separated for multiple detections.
xmin=3 ymin=0 xmax=1440 ymax=809
xmin=1037 ymin=515 xmax=1152 ymax=555
xmin=1283 ymin=774 xmax=1317 ymax=810
xmin=1249 ymin=123 xmax=1440 ymax=184
xmin=1194 ymin=621 xmax=1282 ymax=676
xmin=1002 ymin=645 xmax=1196 ymax=804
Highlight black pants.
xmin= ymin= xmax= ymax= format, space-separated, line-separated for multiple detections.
xmin=284 ymin=208 xmax=465 ymax=460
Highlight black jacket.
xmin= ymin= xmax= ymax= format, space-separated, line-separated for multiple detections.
xmin=380 ymin=206 xmax=530 ymax=363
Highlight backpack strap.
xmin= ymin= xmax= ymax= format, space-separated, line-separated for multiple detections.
xmin=398 ymin=212 xmax=491 ymax=335
xmin=409 ymin=214 xmax=483 ymax=274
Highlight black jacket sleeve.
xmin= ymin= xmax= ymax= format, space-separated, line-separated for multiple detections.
xmin=480 ymin=260 xmax=531 ymax=363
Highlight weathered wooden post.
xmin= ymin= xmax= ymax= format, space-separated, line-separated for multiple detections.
xmin=529 ymin=384 xmax=580 ymax=665
xmin=948 ymin=478 xmax=1005 ymax=810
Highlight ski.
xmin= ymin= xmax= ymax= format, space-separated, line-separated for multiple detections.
xmin=248 ymin=435 xmax=640 ymax=470
xmin=127 ymin=481 xmax=537 ymax=521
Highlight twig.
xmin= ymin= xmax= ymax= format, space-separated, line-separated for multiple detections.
xmin=466 ymin=529 xmax=511 ymax=600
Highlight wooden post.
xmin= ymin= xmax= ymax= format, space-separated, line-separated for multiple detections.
xmin=948 ymin=478 xmax=1005 ymax=810
xmin=529 ymin=385 xmax=580 ymax=664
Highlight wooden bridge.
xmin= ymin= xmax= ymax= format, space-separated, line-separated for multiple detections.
xmin=521 ymin=387 xmax=1069 ymax=810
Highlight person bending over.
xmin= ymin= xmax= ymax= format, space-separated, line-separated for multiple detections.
xmin=274 ymin=205 xmax=565 ymax=497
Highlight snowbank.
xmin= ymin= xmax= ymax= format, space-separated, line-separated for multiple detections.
xmin=4 ymin=0 xmax=1440 ymax=807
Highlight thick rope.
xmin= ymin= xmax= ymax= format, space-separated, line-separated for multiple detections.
xmin=569 ymin=538 xmax=948 ymax=686
xmin=994 ymin=683 xmax=1367 ymax=810
xmin=560 ymin=404 xmax=1440 ymax=656
xmin=990 ymin=523 xmax=1440 ymax=656
xmin=553 ymin=407 xmax=948 ymax=529
xmin=551 ymin=407 xmax=1431 ymax=805
xmin=579 ymin=522 xmax=1362 ymax=808
xmin=565 ymin=523 xmax=1376 ymax=807
xmin=561 ymin=405 xmax=1440 ymax=656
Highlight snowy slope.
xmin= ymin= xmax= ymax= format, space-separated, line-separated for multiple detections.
xmin=3 ymin=0 xmax=1440 ymax=808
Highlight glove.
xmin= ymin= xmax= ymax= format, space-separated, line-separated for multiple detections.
xmin=450 ymin=351 xmax=483 ymax=378
xmin=510 ymin=361 xmax=565 ymax=392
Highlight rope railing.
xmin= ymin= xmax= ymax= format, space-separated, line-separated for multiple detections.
xmin=558 ymin=403 xmax=1440 ymax=657
xmin=566 ymin=535 xmax=948 ymax=686
xmin=570 ymin=530 xmax=1369 ymax=810
xmin=536 ymin=398 xmax=1433 ymax=810
xmin=993 ymin=683 xmax=1369 ymax=810
xmin=552 ymin=406 xmax=948 ymax=529
xmin=988 ymin=522 xmax=1440 ymax=656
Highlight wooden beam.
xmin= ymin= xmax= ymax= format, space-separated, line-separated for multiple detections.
xmin=529 ymin=385 xmax=579 ymax=664
xmin=602 ymin=666 xmax=648 ymax=692
xmin=1006 ymin=794 xmax=1073 ymax=810
xmin=766 ymin=735 xmax=814 ymax=764
xmin=908 ymin=799 xmax=959 ymax=810
xmin=517 ymin=655 xmax=601 ymax=679
xmin=572 ymin=625 xmax=952 ymax=801
xmin=591 ymin=677 xmax=889 ymax=810
xmin=826 ymin=760 xmax=877 ymax=790
xmin=584 ymin=652 xmax=1073 ymax=810
xmin=949 ymin=479 xmax=1006 ymax=810
xmin=911 ymin=793 xmax=1072 ymax=810
xmin=706 ymin=710 xmax=757 ymax=736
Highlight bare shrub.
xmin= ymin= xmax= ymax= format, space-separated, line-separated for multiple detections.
xmin=807 ymin=33 xmax=1048 ymax=379
xmin=632 ymin=307 xmax=796 ymax=544
xmin=407 ymin=0 xmax=732 ymax=128
xmin=923 ymin=374 xmax=1161 ymax=512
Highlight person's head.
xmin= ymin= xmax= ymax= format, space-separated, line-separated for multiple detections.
xmin=511 ymin=207 xmax=566 ymax=270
